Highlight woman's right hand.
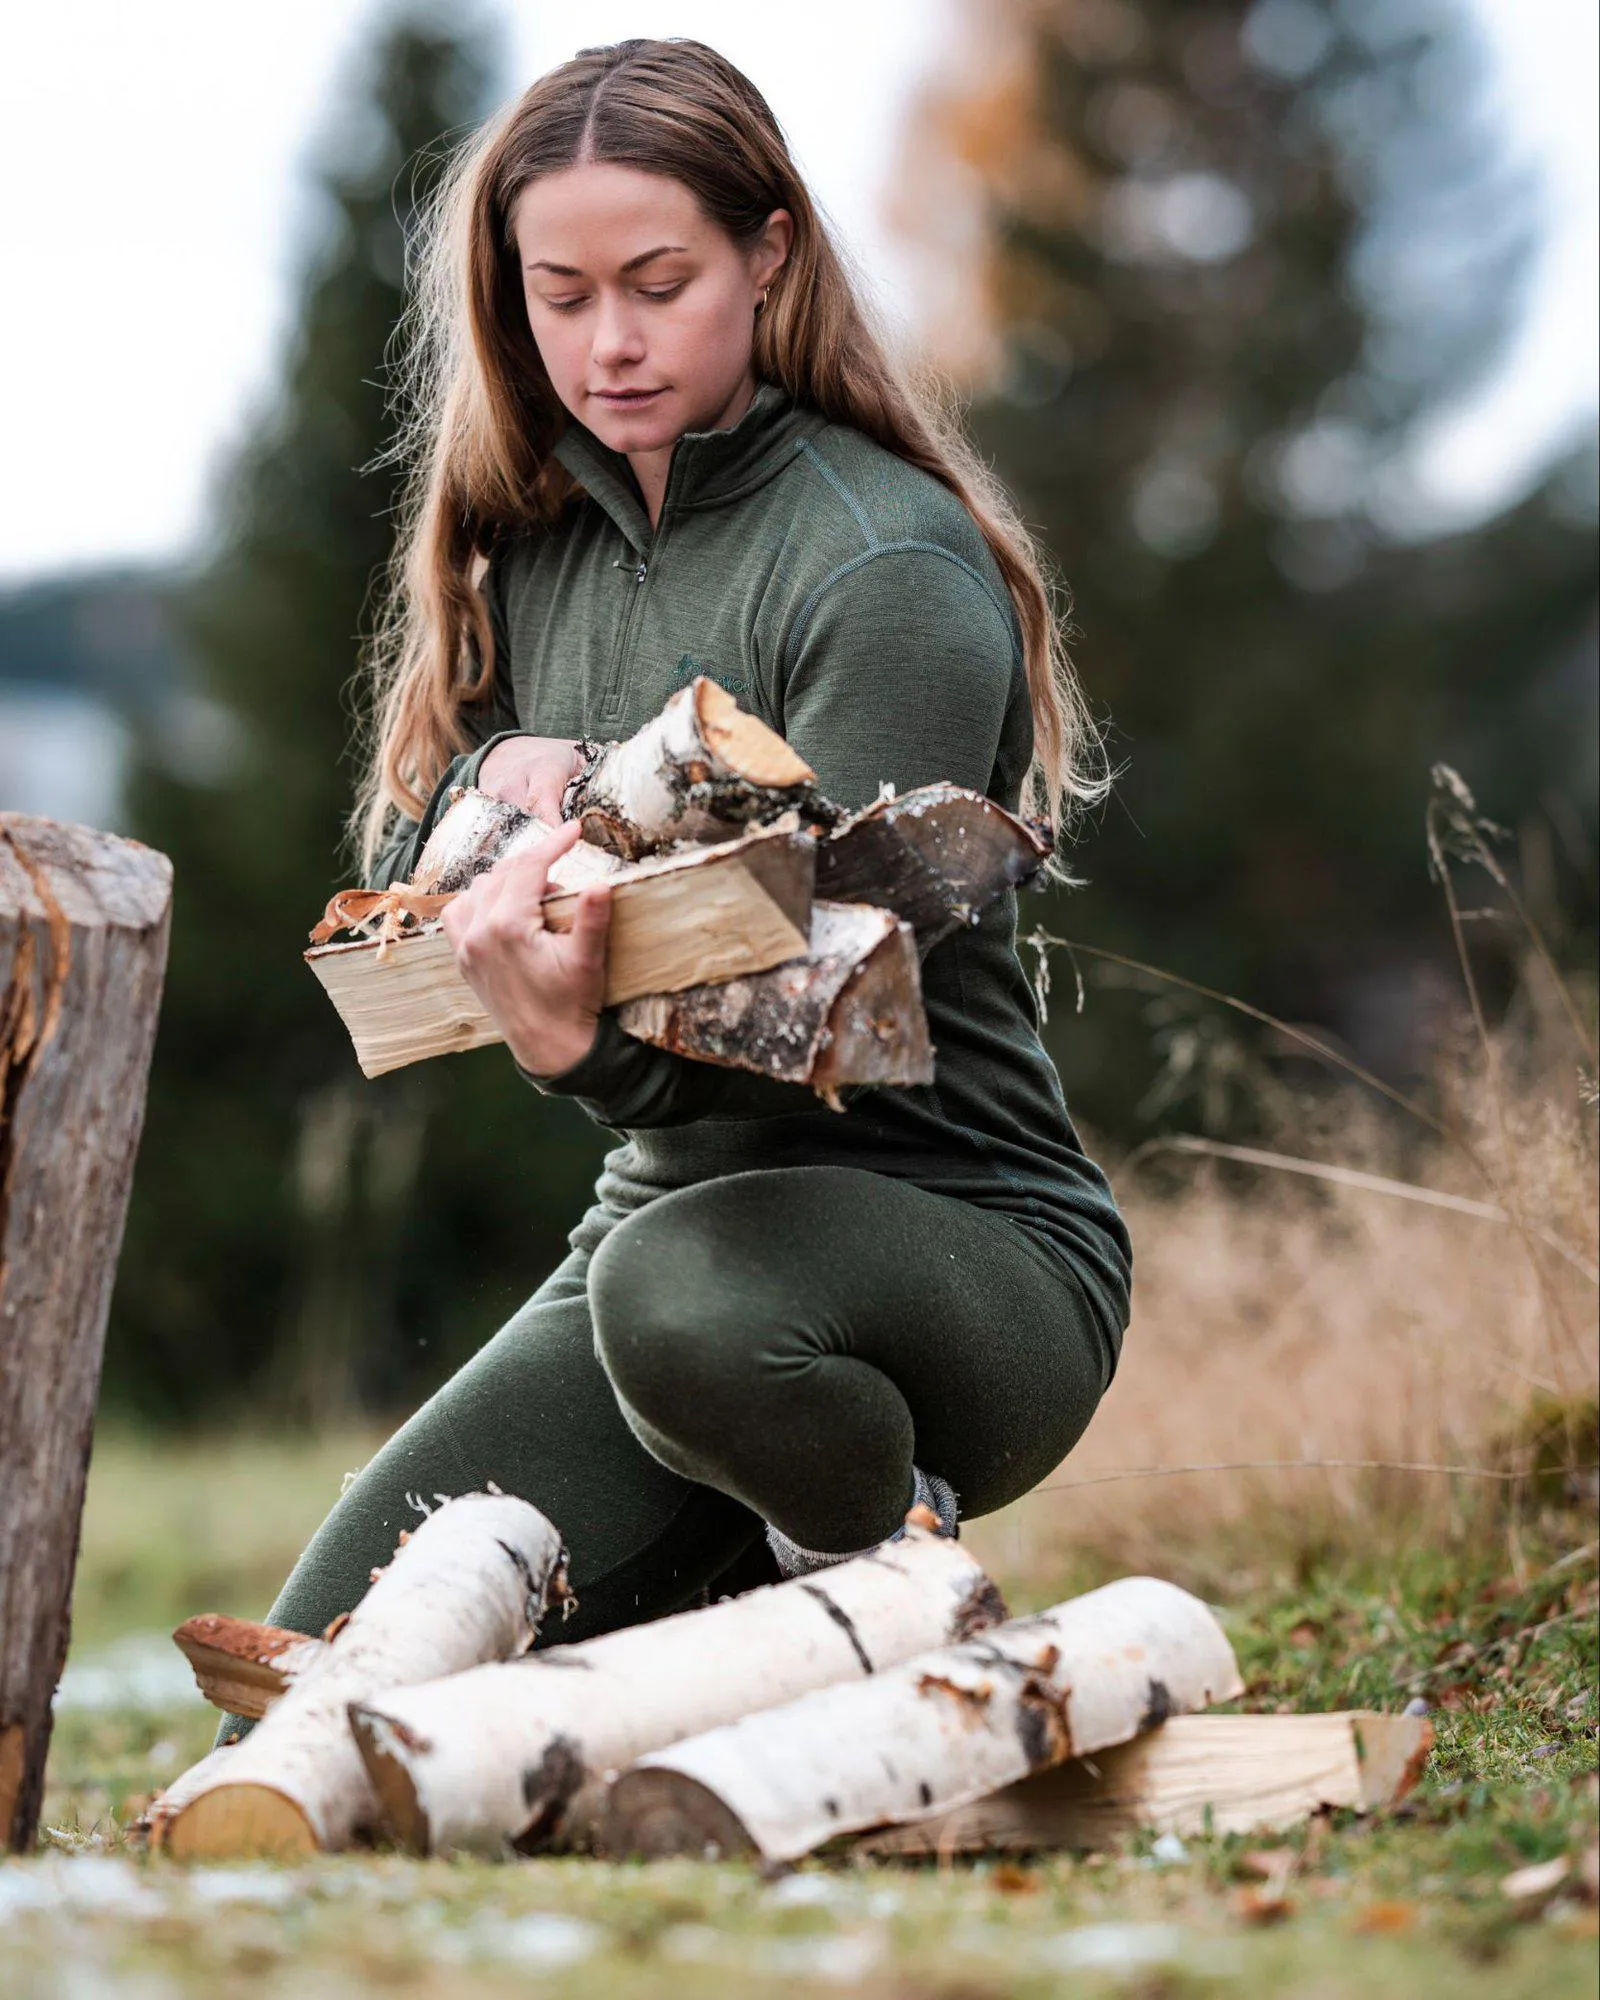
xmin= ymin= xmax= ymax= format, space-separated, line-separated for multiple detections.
xmin=477 ymin=734 xmax=582 ymax=826
xmin=441 ymin=821 xmax=611 ymax=1078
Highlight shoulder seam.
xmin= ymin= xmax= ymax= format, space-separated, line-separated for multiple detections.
xmin=798 ymin=439 xmax=878 ymax=550
xmin=787 ymin=539 xmax=1021 ymax=668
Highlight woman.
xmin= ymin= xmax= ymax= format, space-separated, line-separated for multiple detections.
xmin=252 ymin=38 xmax=1130 ymax=1673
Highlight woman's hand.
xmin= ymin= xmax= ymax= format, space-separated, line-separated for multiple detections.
xmin=441 ymin=822 xmax=612 ymax=1077
xmin=477 ymin=734 xmax=582 ymax=825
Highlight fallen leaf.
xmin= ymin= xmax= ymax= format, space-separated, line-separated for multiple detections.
xmin=1501 ymin=1856 xmax=1570 ymax=1905
xmin=1230 ymin=1887 xmax=1294 ymax=1926
xmin=1288 ymin=1621 xmax=1321 ymax=1648
xmin=990 ymin=1863 xmax=1040 ymax=1896
xmin=1236 ymin=1849 xmax=1293 ymax=1883
xmin=1352 ymin=1900 xmax=1415 ymax=1935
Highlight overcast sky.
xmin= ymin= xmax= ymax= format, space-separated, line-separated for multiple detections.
xmin=0 ymin=0 xmax=1593 ymax=587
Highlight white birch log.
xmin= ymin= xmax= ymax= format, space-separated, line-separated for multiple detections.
xmin=601 ymin=1576 xmax=1242 ymax=1865
xmin=407 ymin=790 xmax=620 ymax=896
xmin=566 ymin=677 xmax=825 ymax=859
xmin=350 ymin=1524 xmax=1006 ymax=1857
xmin=136 ymin=1746 xmax=240 ymax=1851
xmin=618 ymin=901 xmax=933 ymax=1105
xmin=171 ymin=1614 xmax=329 ymax=1722
xmin=156 ymin=1493 xmax=567 ymax=1859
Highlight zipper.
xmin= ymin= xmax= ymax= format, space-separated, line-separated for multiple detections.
xmin=598 ymin=456 xmax=688 ymax=725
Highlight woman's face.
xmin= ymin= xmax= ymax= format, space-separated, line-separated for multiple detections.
xmin=512 ymin=163 xmax=791 ymax=458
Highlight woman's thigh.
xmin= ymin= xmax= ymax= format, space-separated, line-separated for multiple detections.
xmin=590 ymin=1166 xmax=1109 ymax=1521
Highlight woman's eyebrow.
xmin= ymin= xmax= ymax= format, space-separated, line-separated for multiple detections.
xmin=524 ymin=245 xmax=688 ymax=277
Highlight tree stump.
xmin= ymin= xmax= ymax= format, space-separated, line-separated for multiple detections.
xmin=0 ymin=814 xmax=172 ymax=1852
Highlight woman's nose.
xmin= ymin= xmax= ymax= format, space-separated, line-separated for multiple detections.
xmin=592 ymin=295 xmax=646 ymax=369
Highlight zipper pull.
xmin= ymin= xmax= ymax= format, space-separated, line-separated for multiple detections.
xmin=611 ymin=555 xmax=648 ymax=584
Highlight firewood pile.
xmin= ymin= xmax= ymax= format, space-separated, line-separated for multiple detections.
xmin=305 ymin=677 xmax=1052 ymax=1099
xmin=139 ymin=1492 xmax=1431 ymax=1864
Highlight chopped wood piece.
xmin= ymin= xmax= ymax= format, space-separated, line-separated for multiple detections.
xmin=152 ymin=1493 xmax=567 ymax=1858
xmin=408 ymin=789 xmax=619 ymax=896
xmin=0 ymin=814 xmax=172 ymax=1853
xmin=817 ymin=785 xmax=1051 ymax=946
xmin=307 ymin=824 xmax=815 ymax=1078
xmin=855 ymin=1712 xmax=1435 ymax=1854
xmin=350 ymin=1524 xmax=1004 ymax=1857
xmin=618 ymin=901 xmax=933 ymax=1104
xmin=600 ymin=1576 xmax=1241 ymax=1865
xmin=566 ymin=678 xmax=826 ymax=859
xmin=172 ymin=1615 xmax=329 ymax=1721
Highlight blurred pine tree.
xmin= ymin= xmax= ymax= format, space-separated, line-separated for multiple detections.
xmin=111 ymin=14 xmax=609 ymax=1422
xmin=900 ymin=0 xmax=1597 ymax=1127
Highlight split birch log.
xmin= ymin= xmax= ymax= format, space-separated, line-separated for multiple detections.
xmin=565 ymin=676 xmax=828 ymax=859
xmin=307 ymin=822 xmax=815 ymax=1078
xmin=0 ymin=814 xmax=172 ymax=1854
xmin=601 ymin=1576 xmax=1242 ymax=1865
xmin=817 ymin=785 xmax=1051 ymax=947
xmin=172 ymin=1615 xmax=329 ymax=1722
xmin=155 ymin=1493 xmax=567 ymax=1859
xmin=407 ymin=788 xmax=620 ymax=896
xmin=350 ymin=1523 xmax=1005 ymax=1857
xmin=618 ymin=901 xmax=933 ymax=1105
xmin=856 ymin=1711 xmax=1434 ymax=1854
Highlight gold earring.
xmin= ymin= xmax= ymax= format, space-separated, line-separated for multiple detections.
xmin=755 ymin=287 xmax=770 ymax=317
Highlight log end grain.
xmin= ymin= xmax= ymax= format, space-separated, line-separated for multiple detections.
xmin=600 ymin=1767 xmax=758 ymax=1862
xmin=694 ymin=678 xmax=814 ymax=790
xmin=165 ymin=1783 xmax=320 ymax=1860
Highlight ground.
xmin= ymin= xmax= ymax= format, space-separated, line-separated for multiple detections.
xmin=2 ymin=1428 xmax=1594 ymax=1998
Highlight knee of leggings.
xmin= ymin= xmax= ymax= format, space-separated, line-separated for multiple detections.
xmin=587 ymin=1205 xmax=735 ymax=1426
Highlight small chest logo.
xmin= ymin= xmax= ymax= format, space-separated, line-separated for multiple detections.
xmin=669 ymin=652 xmax=749 ymax=697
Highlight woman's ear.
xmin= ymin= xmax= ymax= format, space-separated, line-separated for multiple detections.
xmin=752 ymin=209 xmax=793 ymax=293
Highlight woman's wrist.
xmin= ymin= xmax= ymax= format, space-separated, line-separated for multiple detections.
xmin=507 ymin=1009 xmax=602 ymax=1081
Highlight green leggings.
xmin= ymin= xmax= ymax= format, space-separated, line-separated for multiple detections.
xmin=229 ymin=1166 xmax=1111 ymax=1731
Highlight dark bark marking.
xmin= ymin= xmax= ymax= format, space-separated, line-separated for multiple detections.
xmin=799 ymin=1583 xmax=875 ymax=1675
xmin=514 ymin=1734 xmax=588 ymax=1852
xmin=951 ymin=1576 xmax=1010 ymax=1642
xmin=1141 ymin=1678 xmax=1174 ymax=1730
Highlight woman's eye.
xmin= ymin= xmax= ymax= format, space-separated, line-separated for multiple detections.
xmin=640 ymin=282 xmax=686 ymax=302
xmin=544 ymin=296 xmax=589 ymax=314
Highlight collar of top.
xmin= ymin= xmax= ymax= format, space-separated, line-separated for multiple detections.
xmin=553 ymin=380 xmax=821 ymax=552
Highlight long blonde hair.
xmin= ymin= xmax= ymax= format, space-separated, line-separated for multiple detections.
xmin=358 ymin=36 xmax=1105 ymax=869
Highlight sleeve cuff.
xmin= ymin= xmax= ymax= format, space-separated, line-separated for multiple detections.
xmin=516 ymin=1011 xmax=637 ymax=1107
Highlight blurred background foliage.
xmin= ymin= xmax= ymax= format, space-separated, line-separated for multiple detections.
xmin=2 ymin=0 xmax=1592 ymax=1422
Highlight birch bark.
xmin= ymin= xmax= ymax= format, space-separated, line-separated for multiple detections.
xmin=351 ymin=1526 xmax=1004 ymax=1856
xmin=156 ymin=1493 xmax=567 ymax=1858
xmin=602 ymin=1576 xmax=1242 ymax=1864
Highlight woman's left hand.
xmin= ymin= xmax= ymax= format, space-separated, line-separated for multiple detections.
xmin=441 ymin=821 xmax=612 ymax=1077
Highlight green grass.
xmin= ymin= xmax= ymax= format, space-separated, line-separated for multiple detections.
xmin=6 ymin=1430 xmax=1596 ymax=1999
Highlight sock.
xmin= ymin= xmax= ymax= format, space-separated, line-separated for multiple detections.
xmin=765 ymin=1466 xmax=959 ymax=1581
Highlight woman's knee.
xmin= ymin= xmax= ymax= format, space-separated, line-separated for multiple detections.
xmin=586 ymin=1198 xmax=750 ymax=1424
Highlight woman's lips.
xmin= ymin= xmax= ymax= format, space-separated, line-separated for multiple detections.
xmin=590 ymin=387 xmax=667 ymax=405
